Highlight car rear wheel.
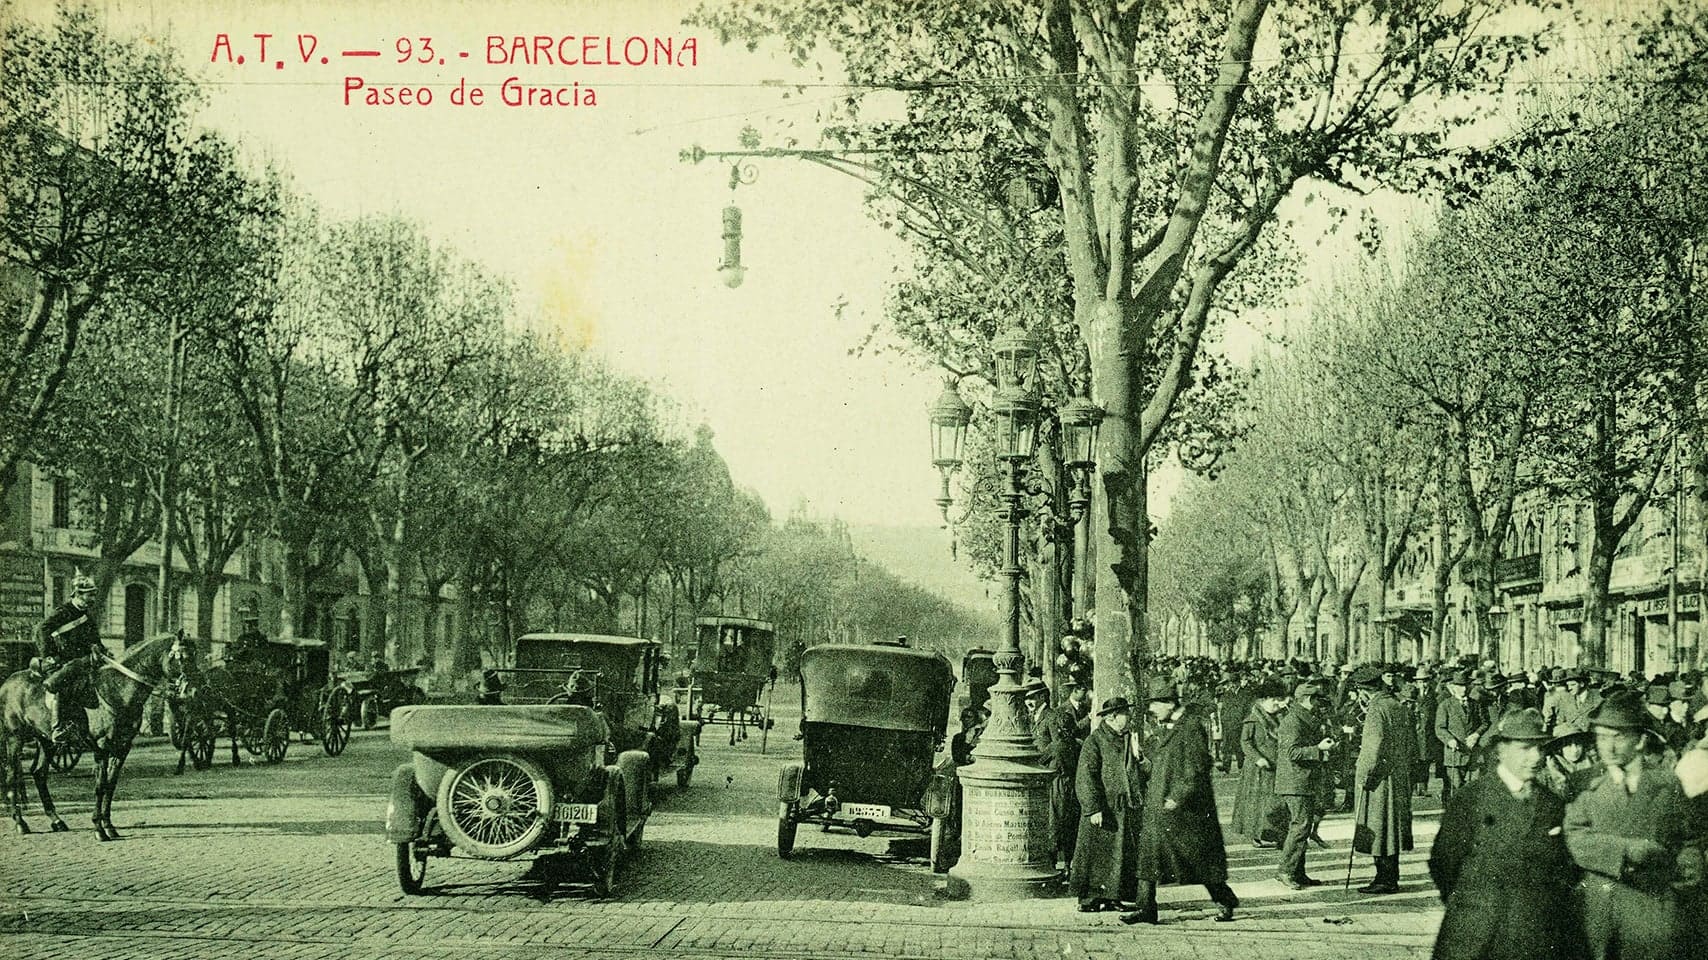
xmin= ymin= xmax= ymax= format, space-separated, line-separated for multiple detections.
xmin=435 ymin=754 xmax=553 ymax=859
xmin=395 ymin=841 xmax=428 ymax=895
xmin=777 ymin=802 xmax=797 ymax=859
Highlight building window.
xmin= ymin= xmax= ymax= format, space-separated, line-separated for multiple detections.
xmin=51 ymin=477 xmax=70 ymax=528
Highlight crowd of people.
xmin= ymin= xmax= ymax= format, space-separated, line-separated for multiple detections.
xmin=984 ymin=654 xmax=1708 ymax=958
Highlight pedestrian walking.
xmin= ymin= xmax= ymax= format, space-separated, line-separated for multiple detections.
xmin=1412 ymin=664 xmax=1440 ymax=797
xmin=1069 ymin=697 xmax=1141 ymax=912
xmin=1563 ymin=690 xmax=1695 ymax=960
xmin=1351 ymin=665 xmax=1415 ymax=894
xmin=1230 ymin=679 xmax=1287 ymax=848
xmin=1122 ymin=678 xmax=1238 ymax=924
xmin=1426 ymin=707 xmax=1590 ymax=960
xmin=1273 ymin=679 xmax=1336 ymax=889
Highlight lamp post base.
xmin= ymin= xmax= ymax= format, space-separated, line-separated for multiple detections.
xmin=948 ymin=755 xmax=1058 ymax=901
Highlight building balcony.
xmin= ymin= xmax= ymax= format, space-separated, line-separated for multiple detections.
xmin=1494 ymin=553 xmax=1541 ymax=587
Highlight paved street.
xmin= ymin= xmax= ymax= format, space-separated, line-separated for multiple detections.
xmin=2 ymin=689 xmax=1446 ymax=960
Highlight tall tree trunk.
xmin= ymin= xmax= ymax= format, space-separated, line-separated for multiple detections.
xmin=278 ymin=538 xmax=308 ymax=641
xmin=1304 ymin=578 xmax=1325 ymax=660
xmin=195 ymin=571 xmax=220 ymax=640
xmin=1092 ymin=437 xmax=1145 ymax=705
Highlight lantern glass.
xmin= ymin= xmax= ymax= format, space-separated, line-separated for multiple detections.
xmin=992 ymin=388 xmax=1039 ymax=461
xmin=991 ymin=323 xmax=1040 ymax=393
xmin=1059 ymin=397 xmax=1104 ymax=469
xmin=928 ymin=380 xmax=972 ymax=469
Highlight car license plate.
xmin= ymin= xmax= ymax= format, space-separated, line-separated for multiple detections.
xmin=555 ymin=803 xmax=598 ymax=824
xmin=843 ymin=803 xmax=890 ymax=818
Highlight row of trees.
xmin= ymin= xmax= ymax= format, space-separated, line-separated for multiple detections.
xmin=695 ymin=0 xmax=1706 ymax=693
xmin=1 ymin=8 xmax=992 ymax=678
xmin=1151 ymin=38 xmax=1708 ymax=669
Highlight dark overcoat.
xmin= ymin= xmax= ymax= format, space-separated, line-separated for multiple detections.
xmin=1230 ymin=704 xmax=1283 ymax=840
xmin=1273 ymin=702 xmax=1328 ymax=797
xmin=1134 ymin=708 xmax=1229 ymax=885
xmin=1069 ymin=722 xmax=1140 ymax=903
xmin=1434 ymin=694 xmax=1484 ymax=769
xmin=1428 ymin=774 xmax=1588 ymax=960
xmin=1353 ymin=691 xmax=1416 ymax=857
xmin=1034 ymin=704 xmax=1084 ymax=861
xmin=1563 ymin=760 xmax=1695 ymax=960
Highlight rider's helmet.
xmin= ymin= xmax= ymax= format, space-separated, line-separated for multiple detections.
xmin=71 ymin=572 xmax=96 ymax=599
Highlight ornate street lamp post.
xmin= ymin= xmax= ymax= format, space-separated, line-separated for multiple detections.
xmin=940 ymin=320 xmax=1057 ymax=899
xmin=1058 ymin=395 xmax=1104 ymax=620
xmin=929 ymin=379 xmax=972 ymax=524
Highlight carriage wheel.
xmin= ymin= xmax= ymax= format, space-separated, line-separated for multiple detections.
xmin=321 ymin=689 xmax=352 ymax=757
xmin=240 ymin=718 xmax=267 ymax=756
xmin=48 ymin=739 xmax=82 ymax=773
xmin=395 ymin=841 xmax=429 ymax=895
xmin=776 ymin=802 xmax=798 ymax=859
xmin=169 ymin=712 xmax=187 ymax=751
xmin=262 ymin=708 xmax=289 ymax=764
xmin=435 ymin=754 xmax=553 ymax=859
xmin=188 ymin=714 xmax=217 ymax=770
xmin=360 ymin=697 xmax=378 ymax=730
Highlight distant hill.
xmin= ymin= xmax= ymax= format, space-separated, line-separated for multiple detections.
xmin=847 ymin=524 xmax=997 ymax=632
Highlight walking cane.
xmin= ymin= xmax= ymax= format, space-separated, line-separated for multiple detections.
xmin=1343 ymin=787 xmax=1367 ymax=892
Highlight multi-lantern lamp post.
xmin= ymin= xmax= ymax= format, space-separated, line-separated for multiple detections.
xmin=927 ymin=320 xmax=1102 ymax=898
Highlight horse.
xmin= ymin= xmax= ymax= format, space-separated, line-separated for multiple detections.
xmin=0 ymin=632 xmax=174 ymax=840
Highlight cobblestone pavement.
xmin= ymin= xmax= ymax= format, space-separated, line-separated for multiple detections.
xmin=0 ymin=690 xmax=1446 ymax=959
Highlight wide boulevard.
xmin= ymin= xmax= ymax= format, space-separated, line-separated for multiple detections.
xmin=3 ymin=690 xmax=1446 ymax=960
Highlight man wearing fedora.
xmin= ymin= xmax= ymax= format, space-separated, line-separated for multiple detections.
xmin=1351 ymin=665 xmax=1416 ymax=894
xmin=1273 ymin=679 xmax=1338 ymax=889
xmin=1070 ymin=696 xmax=1141 ymax=912
xmin=1411 ymin=664 xmax=1440 ymax=798
xmin=1435 ymin=669 xmax=1488 ymax=806
xmin=1123 ymin=678 xmax=1238 ymax=924
xmin=1428 ymin=708 xmax=1589 ymax=960
xmin=1563 ymin=689 xmax=1695 ymax=960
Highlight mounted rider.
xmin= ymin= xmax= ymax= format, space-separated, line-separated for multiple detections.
xmin=37 ymin=572 xmax=104 ymax=743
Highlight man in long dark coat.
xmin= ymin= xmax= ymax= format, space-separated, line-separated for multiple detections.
xmin=1412 ymin=665 xmax=1440 ymax=797
xmin=1563 ymin=691 xmax=1697 ymax=960
xmin=1070 ymin=697 xmax=1140 ymax=912
xmin=1122 ymin=679 xmax=1238 ymax=924
xmin=1273 ymin=679 xmax=1336 ymax=888
xmin=1032 ymin=680 xmax=1084 ymax=875
xmin=1428 ymin=708 xmax=1589 ymax=960
xmin=1352 ymin=665 xmax=1416 ymax=893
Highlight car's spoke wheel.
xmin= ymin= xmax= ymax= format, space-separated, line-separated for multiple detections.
xmin=435 ymin=754 xmax=553 ymax=859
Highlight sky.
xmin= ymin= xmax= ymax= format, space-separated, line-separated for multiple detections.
xmin=52 ymin=0 xmax=949 ymax=529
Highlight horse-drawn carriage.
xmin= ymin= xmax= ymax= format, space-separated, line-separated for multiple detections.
xmin=676 ymin=616 xmax=776 ymax=747
xmin=383 ymin=632 xmax=692 ymax=896
xmin=171 ymin=635 xmax=353 ymax=768
xmin=775 ymin=640 xmax=959 ymax=872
